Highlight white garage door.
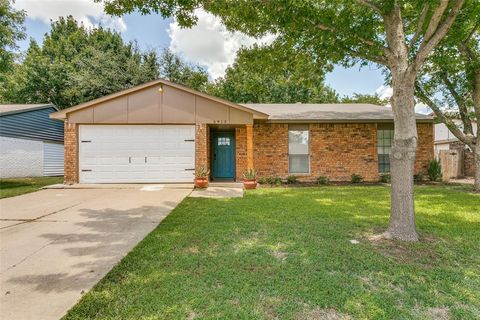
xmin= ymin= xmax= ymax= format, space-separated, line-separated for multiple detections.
xmin=79 ymin=125 xmax=195 ymax=183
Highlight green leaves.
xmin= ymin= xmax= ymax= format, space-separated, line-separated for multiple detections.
xmin=159 ymin=48 xmax=209 ymax=91
xmin=206 ymin=42 xmax=338 ymax=103
xmin=0 ymin=0 xmax=26 ymax=74
xmin=0 ymin=16 xmax=160 ymax=108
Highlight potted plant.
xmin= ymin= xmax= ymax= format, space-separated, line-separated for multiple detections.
xmin=243 ymin=168 xmax=257 ymax=190
xmin=194 ymin=166 xmax=210 ymax=188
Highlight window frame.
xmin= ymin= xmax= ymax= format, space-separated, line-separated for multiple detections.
xmin=377 ymin=124 xmax=394 ymax=174
xmin=288 ymin=124 xmax=310 ymax=175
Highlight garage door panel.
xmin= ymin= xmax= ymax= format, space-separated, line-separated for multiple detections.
xmin=79 ymin=125 xmax=195 ymax=183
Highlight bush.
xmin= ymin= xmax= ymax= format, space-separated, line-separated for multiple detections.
xmin=427 ymin=159 xmax=443 ymax=182
xmin=414 ymin=174 xmax=423 ymax=183
xmin=259 ymin=176 xmax=282 ymax=186
xmin=316 ymin=176 xmax=329 ymax=185
xmin=286 ymin=175 xmax=298 ymax=184
xmin=243 ymin=168 xmax=257 ymax=180
xmin=273 ymin=176 xmax=282 ymax=185
xmin=258 ymin=177 xmax=268 ymax=184
xmin=351 ymin=174 xmax=363 ymax=183
xmin=380 ymin=174 xmax=391 ymax=183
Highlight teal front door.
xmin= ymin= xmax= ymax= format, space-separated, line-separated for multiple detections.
xmin=212 ymin=131 xmax=235 ymax=179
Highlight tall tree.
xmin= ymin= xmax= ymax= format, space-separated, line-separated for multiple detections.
xmin=159 ymin=48 xmax=209 ymax=91
xmin=207 ymin=43 xmax=338 ymax=103
xmin=416 ymin=4 xmax=479 ymax=191
xmin=0 ymin=16 xmax=159 ymax=108
xmin=342 ymin=93 xmax=388 ymax=105
xmin=0 ymin=0 xmax=25 ymax=73
xmin=100 ymin=0 xmax=471 ymax=241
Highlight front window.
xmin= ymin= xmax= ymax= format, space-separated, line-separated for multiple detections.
xmin=289 ymin=124 xmax=309 ymax=173
xmin=377 ymin=126 xmax=394 ymax=173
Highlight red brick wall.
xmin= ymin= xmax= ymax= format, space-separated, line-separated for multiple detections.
xmin=310 ymin=123 xmax=378 ymax=181
xmin=253 ymin=123 xmax=289 ymax=178
xmin=235 ymin=127 xmax=248 ymax=181
xmin=64 ymin=121 xmax=78 ymax=184
xmin=415 ymin=123 xmax=434 ymax=175
xmin=252 ymin=122 xmax=434 ymax=182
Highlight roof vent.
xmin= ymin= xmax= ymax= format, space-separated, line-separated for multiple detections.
xmin=295 ymin=102 xmax=302 ymax=104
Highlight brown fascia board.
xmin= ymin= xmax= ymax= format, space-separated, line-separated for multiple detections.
xmin=49 ymin=79 xmax=269 ymax=120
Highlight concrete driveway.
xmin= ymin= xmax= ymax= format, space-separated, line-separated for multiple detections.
xmin=0 ymin=185 xmax=192 ymax=320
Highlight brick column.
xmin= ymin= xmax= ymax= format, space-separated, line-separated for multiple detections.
xmin=195 ymin=124 xmax=209 ymax=176
xmin=64 ymin=121 xmax=78 ymax=184
xmin=246 ymin=124 xmax=254 ymax=170
xmin=235 ymin=126 xmax=247 ymax=180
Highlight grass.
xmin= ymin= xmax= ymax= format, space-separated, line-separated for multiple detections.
xmin=64 ymin=185 xmax=479 ymax=320
xmin=0 ymin=176 xmax=63 ymax=199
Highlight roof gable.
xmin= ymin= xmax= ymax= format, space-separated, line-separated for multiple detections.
xmin=50 ymin=79 xmax=268 ymax=121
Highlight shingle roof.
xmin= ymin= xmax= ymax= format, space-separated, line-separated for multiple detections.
xmin=0 ymin=104 xmax=56 ymax=116
xmin=241 ymin=103 xmax=433 ymax=122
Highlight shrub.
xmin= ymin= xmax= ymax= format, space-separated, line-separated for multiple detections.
xmin=243 ymin=168 xmax=257 ymax=180
xmin=379 ymin=174 xmax=391 ymax=183
xmin=259 ymin=176 xmax=282 ymax=185
xmin=286 ymin=175 xmax=298 ymax=184
xmin=195 ymin=166 xmax=210 ymax=178
xmin=351 ymin=174 xmax=363 ymax=183
xmin=258 ymin=177 xmax=268 ymax=184
xmin=427 ymin=159 xmax=442 ymax=182
xmin=317 ymin=176 xmax=329 ymax=185
xmin=273 ymin=176 xmax=282 ymax=185
xmin=414 ymin=174 xmax=423 ymax=183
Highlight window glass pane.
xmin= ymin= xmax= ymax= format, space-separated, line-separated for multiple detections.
xmin=288 ymin=130 xmax=308 ymax=154
xmin=377 ymin=129 xmax=393 ymax=173
xmin=289 ymin=155 xmax=309 ymax=173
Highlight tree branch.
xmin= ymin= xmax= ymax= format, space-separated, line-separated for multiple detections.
xmin=473 ymin=70 xmax=480 ymax=139
xmin=423 ymin=0 xmax=449 ymax=41
xmin=354 ymin=0 xmax=383 ymax=16
xmin=409 ymin=4 xmax=429 ymax=49
xmin=440 ymin=72 xmax=474 ymax=135
xmin=413 ymin=0 xmax=465 ymax=71
xmin=416 ymin=83 xmax=475 ymax=147
xmin=315 ymin=23 xmax=389 ymax=65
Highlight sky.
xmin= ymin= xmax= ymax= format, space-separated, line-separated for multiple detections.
xmin=13 ymin=0 xmax=401 ymax=103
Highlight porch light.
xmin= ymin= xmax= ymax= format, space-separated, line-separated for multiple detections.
xmin=158 ymin=85 xmax=163 ymax=93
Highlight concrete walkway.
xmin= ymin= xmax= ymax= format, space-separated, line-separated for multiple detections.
xmin=189 ymin=183 xmax=244 ymax=198
xmin=0 ymin=186 xmax=191 ymax=320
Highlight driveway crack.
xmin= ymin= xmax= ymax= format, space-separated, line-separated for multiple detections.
xmin=0 ymin=203 xmax=81 ymax=230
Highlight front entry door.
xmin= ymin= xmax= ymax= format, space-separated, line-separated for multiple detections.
xmin=212 ymin=131 xmax=235 ymax=179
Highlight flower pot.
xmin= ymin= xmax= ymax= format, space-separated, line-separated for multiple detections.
xmin=195 ymin=177 xmax=209 ymax=189
xmin=243 ymin=179 xmax=257 ymax=190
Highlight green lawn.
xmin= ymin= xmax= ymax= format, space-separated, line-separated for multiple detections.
xmin=64 ymin=185 xmax=479 ymax=320
xmin=0 ymin=176 xmax=63 ymax=199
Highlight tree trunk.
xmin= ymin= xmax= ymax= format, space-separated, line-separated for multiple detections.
xmin=474 ymin=145 xmax=480 ymax=192
xmin=386 ymin=71 xmax=419 ymax=241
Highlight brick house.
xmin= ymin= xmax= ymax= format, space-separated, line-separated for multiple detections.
xmin=50 ymin=79 xmax=434 ymax=184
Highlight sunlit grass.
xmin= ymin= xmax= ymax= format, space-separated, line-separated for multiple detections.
xmin=0 ymin=176 xmax=63 ymax=199
xmin=64 ymin=185 xmax=479 ymax=320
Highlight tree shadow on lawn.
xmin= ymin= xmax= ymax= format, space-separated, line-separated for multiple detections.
xmin=61 ymin=186 xmax=480 ymax=319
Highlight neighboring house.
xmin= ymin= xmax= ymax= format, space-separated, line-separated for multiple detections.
xmin=434 ymin=120 xmax=477 ymax=177
xmin=50 ymin=79 xmax=434 ymax=184
xmin=0 ymin=104 xmax=64 ymax=178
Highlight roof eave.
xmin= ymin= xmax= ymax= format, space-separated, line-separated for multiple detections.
xmin=1 ymin=104 xmax=57 ymax=117
xmin=262 ymin=118 xmax=434 ymax=123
